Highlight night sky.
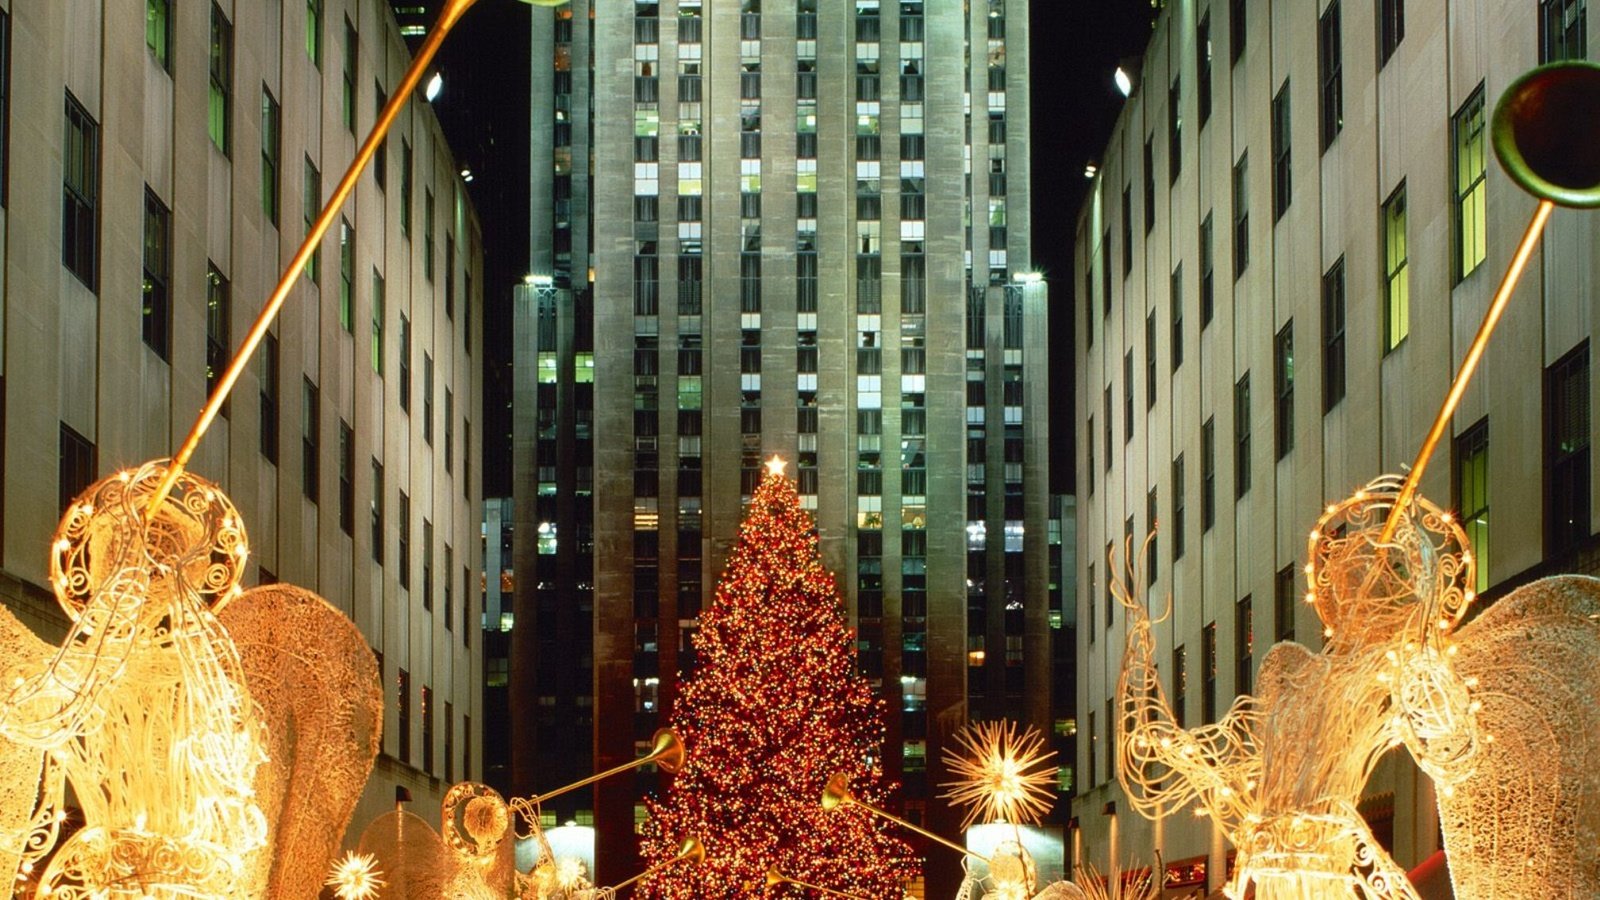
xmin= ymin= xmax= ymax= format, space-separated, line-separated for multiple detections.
xmin=438 ymin=2 xmax=1160 ymax=500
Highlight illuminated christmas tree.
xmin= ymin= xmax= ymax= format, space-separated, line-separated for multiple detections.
xmin=638 ymin=459 xmax=920 ymax=899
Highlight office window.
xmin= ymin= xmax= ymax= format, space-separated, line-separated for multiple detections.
xmin=59 ymin=424 xmax=96 ymax=516
xmin=1202 ymin=621 xmax=1217 ymax=722
xmin=1236 ymin=595 xmax=1254 ymax=694
xmin=1103 ymin=386 xmax=1113 ymax=472
xmin=1102 ymin=230 xmax=1112 ymax=315
xmin=209 ymin=4 xmax=232 ymax=155
xmin=339 ymin=219 xmax=354 ymax=331
xmin=142 ymin=189 xmax=171 ymax=360
xmin=423 ymin=354 xmax=434 ymax=445
xmin=1546 ymin=342 xmax=1590 ymax=557
xmin=1169 ymin=78 xmax=1182 ymax=183
xmin=1275 ymin=322 xmax=1294 ymax=459
xmin=304 ymin=157 xmax=321 ymax=284
xmin=1275 ymin=564 xmax=1296 ymax=641
xmin=1105 ymin=541 xmax=1115 ymax=630
xmin=1202 ymin=416 xmax=1216 ymax=531
xmin=1121 ymin=185 xmax=1133 ymax=277
xmin=424 ymin=189 xmax=435 ymax=282
xmin=463 ymin=715 xmax=471 ymax=781
xmin=1200 ymin=213 xmax=1214 ymax=325
xmin=1383 ymin=183 xmax=1409 ymax=352
xmin=206 ymin=264 xmax=230 ymax=405
xmin=0 ymin=10 xmax=8 ymax=208
xmin=1379 ymin=0 xmax=1404 ymax=65
xmin=1455 ymin=418 xmax=1489 ymax=596
xmin=1322 ymin=258 xmax=1346 ymax=411
xmin=1146 ymin=312 xmax=1157 ymax=410
xmin=1143 ymin=137 xmax=1156 ymax=233
xmin=398 ymin=492 xmax=411 ymax=588
xmin=307 ymin=0 xmax=323 ymax=67
xmin=63 ymin=92 xmax=98 ymax=289
xmin=1453 ymin=85 xmax=1488 ymax=282
xmin=1230 ymin=0 xmax=1247 ymax=64
xmin=1087 ymin=563 xmax=1097 ymax=636
xmin=1271 ymin=81 xmax=1291 ymax=221
xmin=1086 ymin=416 xmax=1095 ymax=496
xmin=1172 ymin=644 xmax=1188 ymax=726
xmin=261 ymin=88 xmax=280 ymax=224
xmin=444 ymin=545 xmax=455 ymax=632
xmin=397 ymin=668 xmax=409 ymax=762
xmin=1319 ymin=1 xmax=1342 ymax=151
xmin=1124 ymin=351 xmax=1134 ymax=443
xmin=371 ymin=459 xmax=384 ymax=563
xmin=1172 ymin=454 xmax=1186 ymax=561
xmin=302 ymin=378 xmax=319 ymax=503
xmin=1232 ymin=153 xmax=1249 ymax=278
xmin=260 ymin=333 xmax=279 ymax=464
xmin=422 ymin=520 xmax=433 ymax=611
xmin=1147 ymin=488 xmax=1159 ymax=583
xmin=374 ymin=84 xmax=387 ymax=189
xmin=1235 ymin=372 xmax=1251 ymax=498
xmin=342 ymin=17 xmax=357 ymax=133
xmin=374 ymin=273 xmax=387 ymax=376
xmin=1086 ymin=711 xmax=1096 ymax=788
xmin=445 ymin=390 xmax=454 ymax=473
xmin=148 ymin=0 xmax=172 ymax=69
xmin=1542 ymin=0 xmax=1588 ymax=62
xmin=444 ymin=700 xmax=454 ymax=783
xmin=339 ymin=420 xmax=354 ymax=536
xmin=1170 ymin=265 xmax=1184 ymax=370
xmin=445 ymin=234 xmax=456 ymax=319
xmin=400 ymin=140 xmax=413 ymax=237
xmin=1197 ymin=12 xmax=1213 ymax=126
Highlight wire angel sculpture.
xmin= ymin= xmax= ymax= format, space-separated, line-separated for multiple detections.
xmin=0 ymin=462 xmax=382 ymax=898
xmin=1115 ymin=474 xmax=1600 ymax=899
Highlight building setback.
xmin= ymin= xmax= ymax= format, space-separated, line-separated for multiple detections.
xmin=1073 ymin=0 xmax=1598 ymax=890
xmin=511 ymin=0 xmax=1058 ymax=892
xmin=1 ymin=0 xmax=484 ymax=835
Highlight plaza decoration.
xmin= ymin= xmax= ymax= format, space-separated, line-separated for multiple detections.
xmin=1113 ymin=60 xmax=1600 ymax=900
xmin=0 ymin=0 xmax=495 ymax=896
xmin=637 ymin=459 xmax=919 ymax=899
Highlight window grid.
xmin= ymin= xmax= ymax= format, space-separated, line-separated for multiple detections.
xmin=63 ymin=92 xmax=99 ymax=289
xmin=1453 ymin=86 xmax=1488 ymax=282
xmin=1232 ymin=154 xmax=1249 ymax=278
xmin=1383 ymin=183 xmax=1409 ymax=352
xmin=1319 ymin=1 xmax=1342 ymax=150
xmin=142 ymin=188 xmax=172 ymax=360
xmin=1235 ymin=373 xmax=1251 ymax=499
xmin=209 ymin=4 xmax=232 ymax=155
xmin=1546 ymin=342 xmax=1590 ymax=557
xmin=1455 ymin=418 xmax=1489 ymax=596
xmin=1271 ymin=81 xmax=1291 ymax=221
xmin=1541 ymin=0 xmax=1588 ymax=62
xmin=1275 ymin=322 xmax=1294 ymax=460
xmin=1379 ymin=0 xmax=1404 ymax=65
xmin=1322 ymin=258 xmax=1347 ymax=411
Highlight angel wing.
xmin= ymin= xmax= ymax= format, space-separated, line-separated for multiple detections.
xmin=1427 ymin=574 xmax=1600 ymax=898
xmin=220 ymin=583 xmax=384 ymax=899
xmin=0 ymin=604 xmax=54 ymax=900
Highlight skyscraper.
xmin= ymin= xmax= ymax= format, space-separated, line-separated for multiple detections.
xmin=513 ymin=3 xmax=1053 ymax=891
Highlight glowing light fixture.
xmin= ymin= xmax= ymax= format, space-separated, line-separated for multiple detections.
xmin=425 ymin=72 xmax=444 ymax=101
xmin=1114 ymin=67 xmax=1133 ymax=97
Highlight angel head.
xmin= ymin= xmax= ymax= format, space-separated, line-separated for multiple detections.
xmin=1305 ymin=475 xmax=1475 ymax=650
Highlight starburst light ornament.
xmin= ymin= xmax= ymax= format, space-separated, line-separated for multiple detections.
xmin=327 ymin=851 xmax=387 ymax=900
xmin=940 ymin=720 xmax=1057 ymax=830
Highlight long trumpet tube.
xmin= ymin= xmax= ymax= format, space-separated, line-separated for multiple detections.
xmin=766 ymin=868 xmax=869 ymax=899
xmin=146 ymin=0 xmax=480 ymax=516
xmin=822 ymin=774 xmax=985 ymax=862
xmin=1380 ymin=199 xmax=1553 ymax=543
xmin=523 ymin=728 xmax=683 ymax=807
xmin=608 ymin=836 xmax=705 ymax=892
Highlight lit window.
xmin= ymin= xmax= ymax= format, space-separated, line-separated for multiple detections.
xmin=1453 ymin=85 xmax=1487 ymax=282
xmin=1383 ymin=183 xmax=1408 ymax=351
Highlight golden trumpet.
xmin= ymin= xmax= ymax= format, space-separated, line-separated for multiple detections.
xmin=530 ymin=727 xmax=685 ymax=805
xmin=762 ymin=866 xmax=870 ymax=899
xmin=820 ymin=772 xmax=984 ymax=862
xmin=609 ymin=836 xmax=706 ymax=892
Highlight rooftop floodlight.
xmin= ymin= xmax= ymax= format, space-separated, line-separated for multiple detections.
xmin=425 ymin=71 xmax=444 ymax=101
xmin=1114 ymin=67 xmax=1133 ymax=97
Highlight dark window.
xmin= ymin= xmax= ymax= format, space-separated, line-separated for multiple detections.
xmin=302 ymin=378 xmax=319 ymax=502
xmin=58 ymin=423 xmax=96 ymax=516
xmin=1235 ymin=372 xmax=1251 ymax=498
xmin=260 ymin=333 xmax=279 ymax=464
xmin=1197 ymin=12 xmax=1213 ymax=126
xmin=397 ymin=668 xmax=410 ymax=762
xmin=1169 ymin=78 xmax=1182 ymax=183
xmin=63 ymin=92 xmax=99 ymax=289
xmin=1275 ymin=322 xmax=1294 ymax=459
xmin=424 ymin=189 xmax=435 ymax=282
xmin=1172 ymin=644 xmax=1187 ymax=725
xmin=1148 ymin=488 xmax=1159 ymax=582
xmin=1200 ymin=213 xmax=1214 ymax=325
xmin=1271 ymin=81 xmax=1291 ymax=221
xmin=1379 ymin=0 xmax=1404 ymax=66
xmin=1104 ymin=387 xmax=1113 ymax=472
xmin=371 ymin=459 xmax=384 ymax=563
xmin=1172 ymin=454 xmax=1186 ymax=561
xmin=1102 ymin=230 xmax=1112 ymax=315
xmin=445 ymin=234 xmax=456 ymax=319
xmin=1542 ymin=0 xmax=1587 ymax=62
xmin=1143 ymin=137 xmax=1156 ymax=233
xmin=209 ymin=4 xmax=232 ymax=155
xmin=1202 ymin=621 xmax=1218 ymax=721
xmin=1124 ymin=351 xmax=1135 ymax=443
xmin=1235 ymin=595 xmax=1254 ymax=694
xmin=1319 ymin=1 xmax=1343 ymax=151
xmin=1122 ymin=186 xmax=1133 ymax=277
xmin=400 ymin=139 xmax=412 ymax=237
xmin=399 ymin=315 xmax=411 ymax=410
xmin=1171 ymin=265 xmax=1184 ymax=370
xmin=1275 ymin=564 xmax=1296 ymax=641
xmin=206 ymin=264 xmax=230 ymax=407
xmin=1232 ymin=153 xmax=1249 ymax=278
xmin=339 ymin=219 xmax=354 ymax=331
xmin=1230 ymin=0 xmax=1247 ymax=64
xmin=1146 ymin=312 xmax=1158 ymax=411
xmin=1322 ymin=258 xmax=1347 ymax=411
xmin=398 ymin=491 xmax=411 ymax=587
xmin=423 ymin=353 xmax=434 ymax=444
xmin=444 ymin=545 xmax=455 ymax=632
xmin=261 ymin=88 xmax=280 ymax=223
xmin=372 ymin=271 xmax=385 ymax=374
xmin=444 ymin=700 xmax=454 ymax=782
xmin=339 ymin=420 xmax=354 ymax=535
xmin=423 ymin=520 xmax=433 ymax=611
xmin=304 ymin=157 xmax=321 ymax=283
xmin=142 ymin=188 xmax=172 ymax=360
xmin=1087 ymin=416 xmax=1095 ymax=496
xmin=1546 ymin=342 xmax=1590 ymax=557
xmin=373 ymin=84 xmax=387 ymax=189
xmin=1202 ymin=416 xmax=1216 ymax=530
xmin=1455 ymin=418 xmax=1489 ymax=596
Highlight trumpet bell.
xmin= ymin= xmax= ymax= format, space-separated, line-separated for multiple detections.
xmin=821 ymin=772 xmax=854 ymax=810
xmin=1492 ymin=61 xmax=1600 ymax=208
xmin=649 ymin=727 xmax=687 ymax=774
xmin=677 ymin=835 xmax=706 ymax=866
xmin=766 ymin=866 xmax=788 ymax=887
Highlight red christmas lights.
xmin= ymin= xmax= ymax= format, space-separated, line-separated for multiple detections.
xmin=637 ymin=466 xmax=920 ymax=899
